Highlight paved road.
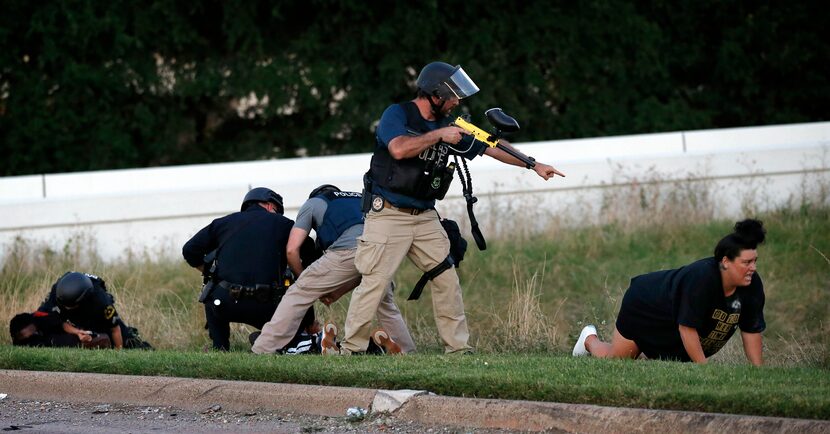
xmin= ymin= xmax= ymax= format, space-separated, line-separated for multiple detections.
xmin=0 ymin=398 xmax=503 ymax=433
xmin=1 ymin=369 xmax=827 ymax=433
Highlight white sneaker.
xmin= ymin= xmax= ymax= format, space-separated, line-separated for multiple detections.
xmin=572 ymin=325 xmax=597 ymax=356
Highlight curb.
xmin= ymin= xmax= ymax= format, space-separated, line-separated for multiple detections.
xmin=1 ymin=369 xmax=827 ymax=433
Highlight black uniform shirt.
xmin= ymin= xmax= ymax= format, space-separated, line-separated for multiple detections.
xmin=182 ymin=206 xmax=294 ymax=286
xmin=38 ymin=275 xmax=121 ymax=332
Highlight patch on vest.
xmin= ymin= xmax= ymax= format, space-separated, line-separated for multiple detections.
xmin=431 ymin=176 xmax=441 ymax=189
xmin=371 ymin=196 xmax=384 ymax=212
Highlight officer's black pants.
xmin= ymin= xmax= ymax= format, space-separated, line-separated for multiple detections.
xmin=204 ymin=286 xmax=280 ymax=351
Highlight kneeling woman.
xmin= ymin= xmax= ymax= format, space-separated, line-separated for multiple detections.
xmin=573 ymin=219 xmax=766 ymax=365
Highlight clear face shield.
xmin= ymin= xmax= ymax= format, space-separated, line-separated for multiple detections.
xmin=444 ymin=67 xmax=480 ymax=99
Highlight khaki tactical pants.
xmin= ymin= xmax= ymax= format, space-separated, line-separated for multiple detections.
xmin=342 ymin=208 xmax=472 ymax=354
xmin=251 ymin=247 xmax=415 ymax=354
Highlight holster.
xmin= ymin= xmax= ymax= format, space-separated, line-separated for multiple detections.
xmin=199 ymin=252 xmax=218 ymax=303
xmin=198 ymin=280 xmax=215 ymax=303
xmin=361 ymin=172 xmax=374 ymax=213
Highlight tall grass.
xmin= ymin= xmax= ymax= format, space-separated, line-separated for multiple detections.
xmin=1 ymin=169 xmax=828 ymax=368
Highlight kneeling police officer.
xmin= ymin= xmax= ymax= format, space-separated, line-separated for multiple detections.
xmin=34 ymin=271 xmax=151 ymax=349
xmin=183 ymin=187 xmax=310 ymax=351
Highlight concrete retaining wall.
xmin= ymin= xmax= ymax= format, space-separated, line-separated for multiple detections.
xmin=1 ymin=122 xmax=828 ymax=261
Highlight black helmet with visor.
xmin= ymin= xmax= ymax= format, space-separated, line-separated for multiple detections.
xmin=416 ymin=62 xmax=479 ymax=101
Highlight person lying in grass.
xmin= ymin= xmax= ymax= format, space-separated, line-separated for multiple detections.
xmin=9 ymin=311 xmax=111 ymax=349
xmin=573 ymin=219 xmax=766 ymax=365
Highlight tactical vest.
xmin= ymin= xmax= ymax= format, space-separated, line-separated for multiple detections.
xmin=314 ymin=191 xmax=364 ymax=250
xmin=369 ymin=102 xmax=454 ymax=200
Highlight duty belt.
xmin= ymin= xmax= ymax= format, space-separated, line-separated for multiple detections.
xmin=378 ymin=197 xmax=425 ymax=215
xmin=217 ymin=281 xmax=283 ymax=302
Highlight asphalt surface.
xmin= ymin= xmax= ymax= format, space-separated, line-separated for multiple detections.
xmin=0 ymin=398 xmax=502 ymax=433
xmin=1 ymin=369 xmax=828 ymax=433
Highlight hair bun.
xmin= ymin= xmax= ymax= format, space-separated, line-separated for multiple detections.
xmin=734 ymin=219 xmax=766 ymax=245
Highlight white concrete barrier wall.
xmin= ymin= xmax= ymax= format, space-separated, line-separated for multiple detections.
xmin=0 ymin=122 xmax=828 ymax=261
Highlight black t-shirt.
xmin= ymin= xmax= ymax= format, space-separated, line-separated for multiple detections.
xmin=616 ymin=257 xmax=766 ymax=360
xmin=10 ymin=311 xmax=67 ymax=347
xmin=38 ymin=273 xmax=121 ymax=332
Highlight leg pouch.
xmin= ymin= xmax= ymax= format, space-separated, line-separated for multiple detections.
xmin=354 ymin=232 xmax=388 ymax=275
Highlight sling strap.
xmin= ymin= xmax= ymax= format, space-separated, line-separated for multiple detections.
xmin=408 ymin=256 xmax=455 ymax=301
xmin=454 ymin=154 xmax=486 ymax=250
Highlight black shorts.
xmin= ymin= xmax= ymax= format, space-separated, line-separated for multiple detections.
xmin=616 ymin=288 xmax=691 ymax=362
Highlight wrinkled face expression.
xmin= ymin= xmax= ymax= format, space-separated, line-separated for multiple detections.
xmin=723 ymin=249 xmax=758 ymax=287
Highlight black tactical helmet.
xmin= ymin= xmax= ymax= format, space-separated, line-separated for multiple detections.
xmin=56 ymin=272 xmax=94 ymax=308
xmin=241 ymin=187 xmax=284 ymax=214
xmin=416 ymin=62 xmax=480 ymax=100
xmin=308 ymin=184 xmax=341 ymax=199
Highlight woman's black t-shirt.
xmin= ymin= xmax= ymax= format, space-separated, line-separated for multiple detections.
xmin=615 ymin=257 xmax=765 ymax=361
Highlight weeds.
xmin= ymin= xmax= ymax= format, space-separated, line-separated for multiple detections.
xmin=1 ymin=168 xmax=828 ymax=369
xmin=478 ymin=262 xmax=558 ymax=353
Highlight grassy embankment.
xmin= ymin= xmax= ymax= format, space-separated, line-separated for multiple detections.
xmin=1 ymin=346 xmax=828 ymax=419
xmin=1 ymin=173 xmax=828 ymax=418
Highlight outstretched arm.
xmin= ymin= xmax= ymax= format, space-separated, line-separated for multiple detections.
xmin=319 ymin=277 xmax=362 ymax=306
xmin=484 ymin=141 xmax=565 ymax=180
xmin=286 ymin=227 xmax=310 ymax=277
xmin=741 ymin=331 xmax=763 ymax=366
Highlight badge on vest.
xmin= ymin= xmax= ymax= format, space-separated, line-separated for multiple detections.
xmin=371 ymin=196 xmax=384 ymax=212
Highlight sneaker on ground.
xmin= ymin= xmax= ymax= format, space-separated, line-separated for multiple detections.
xmin=371 ymin=329 xmax=402 ymax=355
xmin=572 ymin=324 xmax=597 ymax=357
xmin=321 ymin=323 xmax=339 ymax=355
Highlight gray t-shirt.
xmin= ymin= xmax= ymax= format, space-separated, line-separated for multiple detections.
xmin=294 ymin=197 xmax=363 ymax=250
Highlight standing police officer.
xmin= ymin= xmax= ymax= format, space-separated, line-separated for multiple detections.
xmin=340 ymin=62 xmax=565 ymax=354
xmin=251 ymin=184 xmax=415 ymax=355
xmin=183 ymin=187 xmax=303 ymax=351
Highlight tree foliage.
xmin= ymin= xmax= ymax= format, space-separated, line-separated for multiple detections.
xmin=1 ymin=0 xmax=828 ymax=176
